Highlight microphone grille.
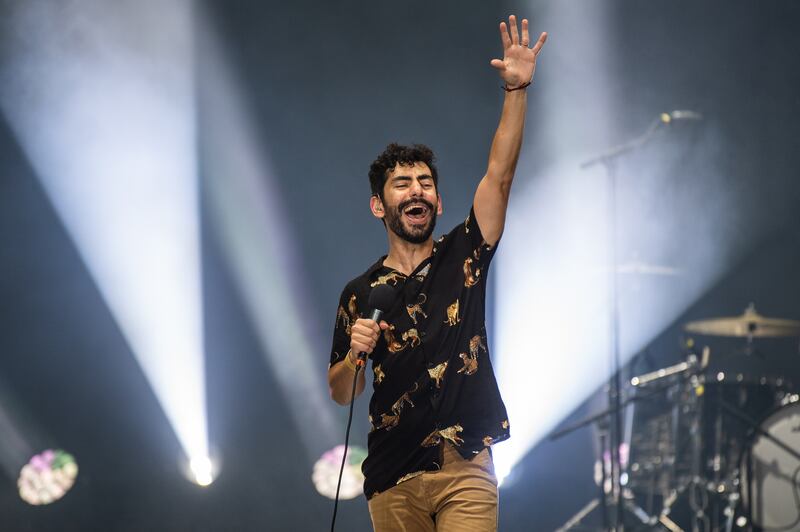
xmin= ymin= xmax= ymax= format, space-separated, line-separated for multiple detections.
xmin=368 ymin=284 xmax=396 ymax=312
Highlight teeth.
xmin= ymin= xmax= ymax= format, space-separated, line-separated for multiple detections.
xmin=404 ymin=204 xmax=428 ymax=215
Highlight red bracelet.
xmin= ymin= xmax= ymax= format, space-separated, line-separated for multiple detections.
xmin=502 ymin=81 xmax=531 ymax=92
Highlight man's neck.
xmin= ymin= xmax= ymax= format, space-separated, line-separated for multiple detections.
xmin=383 ymin=234 xmax=434 ymax=276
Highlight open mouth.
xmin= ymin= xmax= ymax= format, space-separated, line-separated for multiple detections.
xmin=402 ymin=203 xmax=431 ymax=224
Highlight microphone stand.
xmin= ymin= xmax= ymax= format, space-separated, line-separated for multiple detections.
xmin=580 ymin=114 xmax=674 ymax=531
xmin=550 ymin=382 xmax=675 ymax=531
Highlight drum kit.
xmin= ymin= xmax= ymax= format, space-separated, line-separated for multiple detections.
xmin=626 ymin=304 xmax=800 ymax=531
xmin=565 ymin=111 xmax=800 ymax=531
xmin=556 ymin=304 xmax=800 ymax=532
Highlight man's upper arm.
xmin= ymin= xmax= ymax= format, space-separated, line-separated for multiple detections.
xmin=473 ymin=174 xmax=511 ymax=247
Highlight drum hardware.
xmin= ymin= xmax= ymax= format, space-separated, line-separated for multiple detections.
xmin=555 ymin=304 xmax=799 ymax=531
xmin=622 ymin=491 xmax=659 ymax=527
xmin=660 ymin=366 xmax=711 ymax=532
xmin=720 ymin=390 xmax=800 ymax=530
xmin=550 ymin=384 xmax=678 ymax=531
xmin=684 ymin=304 xmax=800 ymax=339
xmin=721 ymin=490 xmax=741 ymax=532
xmin=658 ymin=512 xmax=684 ymax=532
xmin=715 ymin=396 xmax=800 ymax=463
xmin=630 ymin=347 xmax=710 ymax=388
xmin=579 ymin=110 xmax=703 ymax=532
xmin=684 ymin=365 xmax=797 ymax=530
xmin=623 ymin=306 xmax=800 ymax=531
xmin=738 ymin=399 xmax=800 ymax=530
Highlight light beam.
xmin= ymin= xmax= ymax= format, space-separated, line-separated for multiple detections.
xmin=0 ymin=0 xmax=209 ymax=477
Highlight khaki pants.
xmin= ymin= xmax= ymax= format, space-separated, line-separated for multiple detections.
xmin=367 ymin=443 xmax=498 ymax=532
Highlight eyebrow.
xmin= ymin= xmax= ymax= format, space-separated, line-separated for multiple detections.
xmin=389 ymin=174 xmax=434 ymax=182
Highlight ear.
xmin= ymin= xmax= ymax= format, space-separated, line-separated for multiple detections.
xmin=436 ymin=193 xmax=443 ymax=215
xmin=370 ymin=195 xmax=385 ymax=219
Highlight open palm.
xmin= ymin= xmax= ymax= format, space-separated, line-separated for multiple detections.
xmin=490 ymin=15 xmax=547 ymax=88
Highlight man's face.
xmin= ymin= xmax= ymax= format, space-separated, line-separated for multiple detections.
xmin=373 ymin=161 xmax=442 ymax=244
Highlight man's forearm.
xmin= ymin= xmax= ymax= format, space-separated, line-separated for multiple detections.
xmin=486 ymin=90 xmax=527 ymax=188
xmin=328 ymin=353 xmax=367 ymax=405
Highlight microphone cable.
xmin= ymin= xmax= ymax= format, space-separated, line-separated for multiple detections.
xmin=329 ymin=284 xmax=394 ymax=531
xmin=330 ymin=358 xmax=362 ymax=532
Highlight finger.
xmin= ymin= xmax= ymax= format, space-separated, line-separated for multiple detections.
xmin=499 ymin=21 xmax=511 ymax=49
xmin=508 ymin=15 xmax=519 ymax=45
xmin=521 ymin=18 xmax=530 ymax=46
xmin=351 ymin=323 xmax=370 ymax=337
xmin=351 ymin=333 xmax=370 ymax=348
xmin=489 ymin=59 xmax=506 ymax=71
xmin=532 ymin=31 xmax=548 ymax=55
xmin=352 ymin=327 xmax=379 ymax=342
xmin=352 ymin=333 xmax=378 ymax=348
xmin=357 ymin=318 xmax=381 ymax=333
xmin=379 ymin=321 xmax=389 ymax=330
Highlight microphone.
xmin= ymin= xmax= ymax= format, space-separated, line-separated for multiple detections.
xmin=356 ymin=284 xmax=396 ymax=367
xmin=660 ymin=110 xmax=703 ymax=123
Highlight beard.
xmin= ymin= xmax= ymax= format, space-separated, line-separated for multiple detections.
xmin=384 ymin=198 xmax=438 ymax=244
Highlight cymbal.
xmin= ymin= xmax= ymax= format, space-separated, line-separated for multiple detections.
xmin=616 ymin=260 xmax=682 ymax=276
xmin=685 ymin=305 xmax=800 ymax=338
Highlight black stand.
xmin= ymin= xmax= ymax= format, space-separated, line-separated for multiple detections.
xmin=575 ymin=115 xmax=675 ymax=531
xmin=550 ymin=384 xmax=675 ymax=531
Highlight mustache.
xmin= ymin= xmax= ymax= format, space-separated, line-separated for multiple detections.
xmin=397 ymin=198 xmax=435 ymax=212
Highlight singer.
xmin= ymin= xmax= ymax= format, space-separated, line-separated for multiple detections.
xmin=327 ymin=15 xmax=547 ymax=532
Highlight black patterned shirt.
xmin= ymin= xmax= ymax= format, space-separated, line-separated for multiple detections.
xmin=329 ymin=207 xmax=510 ymax=500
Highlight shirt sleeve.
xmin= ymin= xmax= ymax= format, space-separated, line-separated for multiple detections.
xmin=329 ymin=284 xmax=359 ymax=368
xmin=464 ymin=206 xmax=499 ymax=269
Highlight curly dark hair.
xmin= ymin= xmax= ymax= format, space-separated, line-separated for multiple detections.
xmin=368 ymin=143 xmax=439 ymax=199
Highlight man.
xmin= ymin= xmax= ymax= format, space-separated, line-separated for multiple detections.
xmin=328 ymin=15 xmax=547 ymax=532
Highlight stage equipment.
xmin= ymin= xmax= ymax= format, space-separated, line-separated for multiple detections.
xmin=568 ymin=109 xmax=704 ymax=531
xmin=624 ymin=306 xmax=800 ymax=531
xmin=313 ymin=444 xmax=367 ymax=500
xmin=18 ymin=449 xmax=78 ymax=505
xmin=555 ymin=303 xmax=800 ymax=531
xmin=739 ymin=394 xmax=800 ymax=531
xmin=685 ymin=304 xmax=800 ymax=338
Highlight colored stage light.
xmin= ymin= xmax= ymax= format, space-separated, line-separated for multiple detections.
xmin=18 ymin=449 xmax=78 ymax=506
xmin=312 ymin=445 xmax=367 ymax=500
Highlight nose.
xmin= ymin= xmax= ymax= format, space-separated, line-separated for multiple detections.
xmin=409 ymin=179 xmax=423 ymax=196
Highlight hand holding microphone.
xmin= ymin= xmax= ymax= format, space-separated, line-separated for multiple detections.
xmin=348 ymin=284 xmax=396 ymax=368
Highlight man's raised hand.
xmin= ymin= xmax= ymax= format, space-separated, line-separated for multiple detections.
xmin=490 ymin=15 xmax=547 ymax=89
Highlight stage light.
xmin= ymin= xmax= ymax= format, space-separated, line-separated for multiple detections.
xmin=18 ymin=449 xmax=79 ymax=506
xmin=0 ymin=401 xmax=34 ymax=482
xmin=0 ymin=0 xmax=209 ymax=478
xmin=189 ymin=456 xmax=214 ymax=487
xmin=312 ymin=445 xmax=367 ymax=500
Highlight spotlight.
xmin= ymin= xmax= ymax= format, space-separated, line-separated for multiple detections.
xmin=18 ymin=449 xmax=78 ymax=505
xmin=0 ymin=0 xmax=209 ymax=482
xmin=189 ymin=455 xmax=214 ymax=487
xmin=312 ymin=445 xmax=367 ymax=500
